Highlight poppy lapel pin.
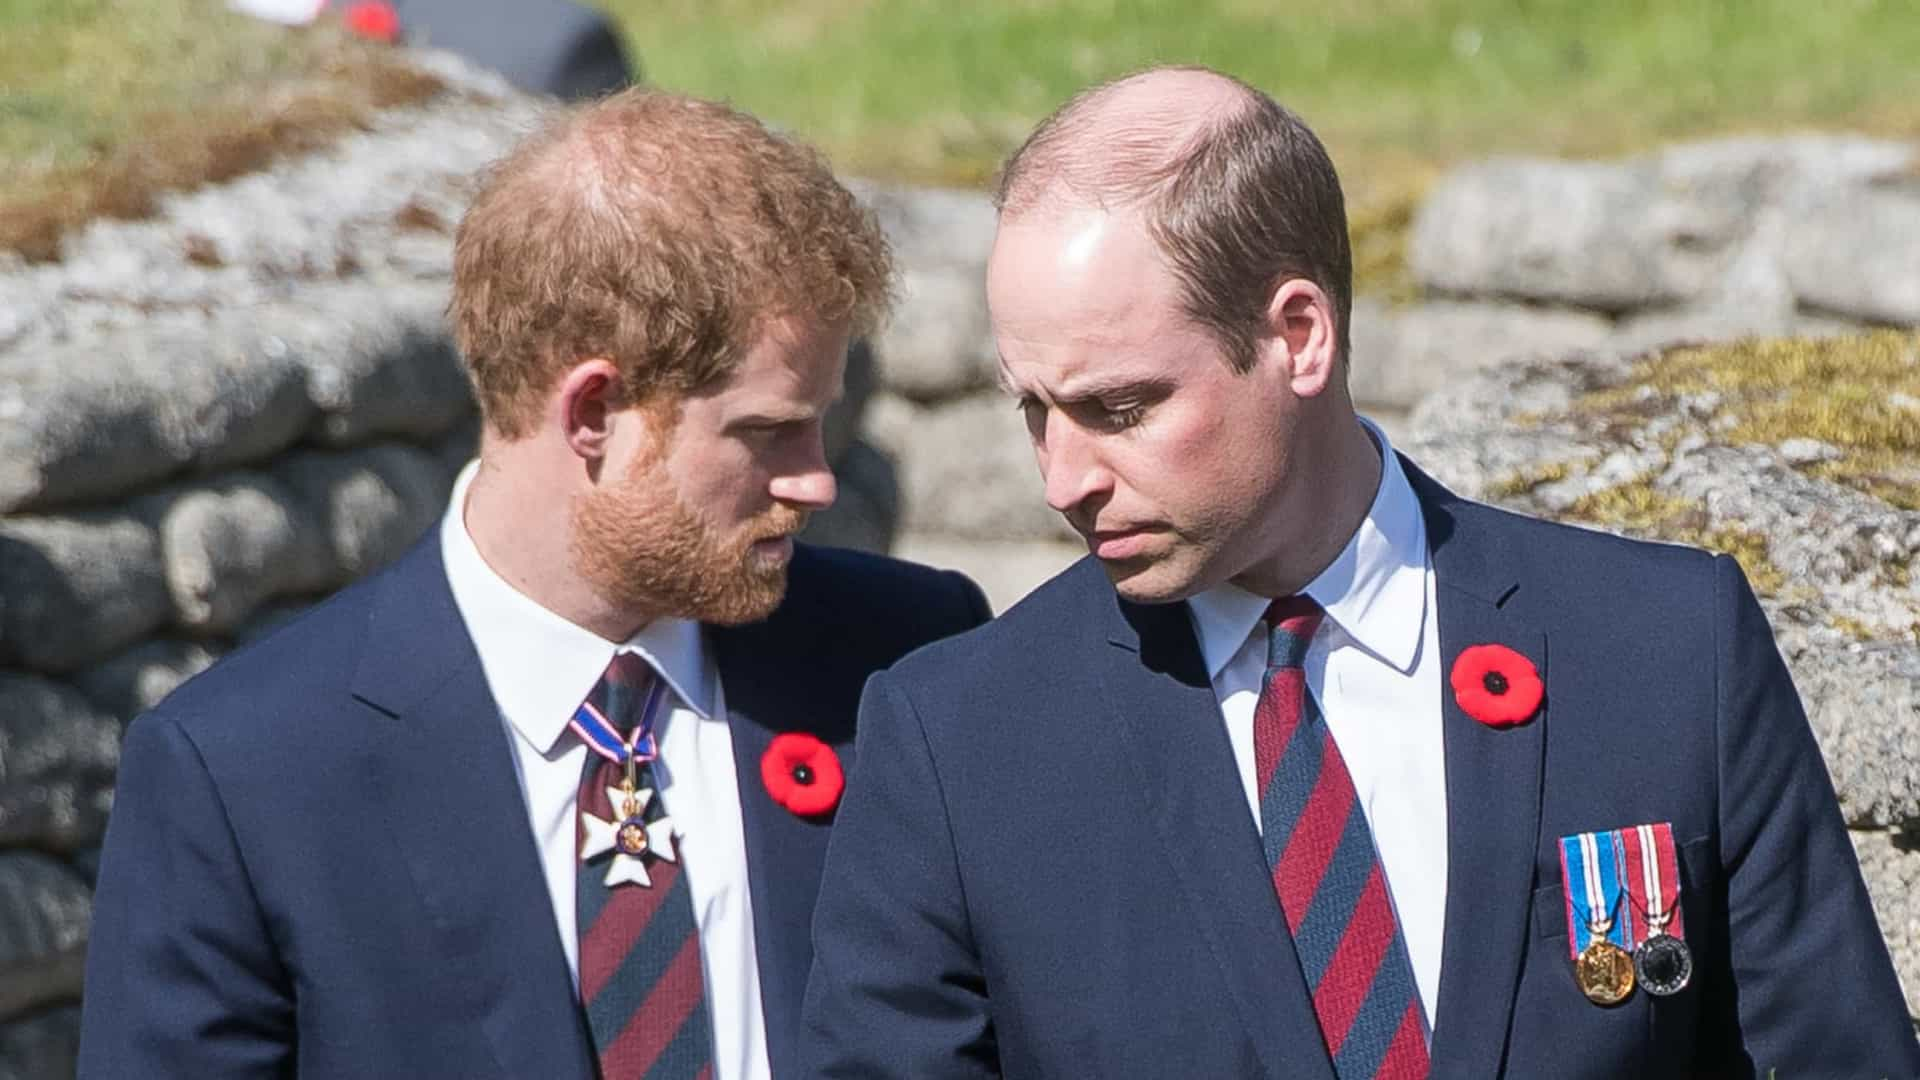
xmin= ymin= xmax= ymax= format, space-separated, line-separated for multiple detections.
xmin=1449 ymin=643 xmax=1544 ymax=728
xmin=761 ymin=733 xmax=845 ymax=817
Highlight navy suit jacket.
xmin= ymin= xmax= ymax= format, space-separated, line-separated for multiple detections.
xmin=802 ymin=462 xmax=1920 ymax=1079
xmin=79 ymin=537 xmax=988 ymax=1079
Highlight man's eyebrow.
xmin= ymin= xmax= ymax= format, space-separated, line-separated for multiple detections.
xmin=1050 ymin=375 xmax=1170 ymax=405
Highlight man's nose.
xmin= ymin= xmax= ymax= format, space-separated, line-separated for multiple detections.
xmin=770 ymin=428 xmax=837 ymax=511
xmin=1038 ymin=415 xmax=1112 ymax=519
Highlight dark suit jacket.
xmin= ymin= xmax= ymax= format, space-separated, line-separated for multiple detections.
xmin=801 ymin=462 xmax=1920 ymax=1079
xmin=79 ymin=538 xmax=988 ymax=1079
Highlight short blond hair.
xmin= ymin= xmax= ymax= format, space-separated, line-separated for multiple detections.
xmin=451 ymin=89 xmax=893 ymax=437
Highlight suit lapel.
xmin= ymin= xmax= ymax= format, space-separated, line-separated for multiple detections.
xmin=1103 ymin=591 xmax=1337 ymax=1080
xmin=709 ymin=574 xmax=853 ymax=1076
xmin=1408 ymin=462 xmax=1549 ymax=1077
xmin=350 ymin=540 xmax=596 ymax=1080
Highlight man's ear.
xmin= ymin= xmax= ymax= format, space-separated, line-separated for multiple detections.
xmin=556 ymin=358 xmax=625 ymax=462
xmin=1263 ymin=278 xmax=1340 ymax=398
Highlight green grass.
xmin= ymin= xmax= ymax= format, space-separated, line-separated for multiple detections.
xmin=6 ymin=1 xmax=1920 ymax=269
xmin=0 ymin=0 xmax=441 ymax=259
xmin=0 ymin=0 xmax=354 ymax=179
xmin=610 ymin=0 xmax=1920 ymax=183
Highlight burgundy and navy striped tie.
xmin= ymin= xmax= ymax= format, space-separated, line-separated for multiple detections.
xmin=1255 ymin=597 xmax=1429 ymax=1079
xmin=576 ymin=654 xmax=715 ymax=1079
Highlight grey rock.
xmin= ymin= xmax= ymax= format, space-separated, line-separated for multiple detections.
xmin=1785 ymin=188 xmax=1920 ymax=325
xmin=853 ymin=183 xmax=998 ymax=272
xmin=74 ymin=639 xmax=220 ymax=719
xmin=1654 ymin=135 xmax=1917 ymax=197
xmin=0 ymin=325 xmax=313 ymax=513
xmin=800 ymin=440 xmax=899 ymax=554
xmin=871 ymin=262 xmax=997 ymax=401
xmin=0 ymin=513 xmax=168 ymax=673
xmin=273 ymin=282 xmax=477 ymax=446
xmin=1611 ymin=305 xmax=1859 ymax=357
xmin=1347 ymin=298 xmax=1611 ymax=410
xmin=55 ymin=82 xmax=540 ymax=303
xmin=432 ymin=414 xmax=482 ymax=487
xmin=825 ymin=340 xmax=878 ymax=468
xmin=1409 ymin=159 xmax=1717 ymax=310
xmin=0 ymin=854 xmax=90 ymax=1022
xmin=0 ymin=1005 xmax=80 ymax=1080
xmin=1409 ymin=136 xmax=1920 ymax=322
xmin=1849 ymin=827 xmax=1920 ymax=1021
xmin=278 ymin=444 xmax=451 ymax=585
xmin=0 ymin=679 xmax=118 ymax=853
xmin=66 ymin=850 xmax=98 ymax=889
xmin=1777 ymin=438 xmax=1844 ymax=466
xmin=144 ymin=473 xmax=332 ymax=633
xmin=871 ymin=393 xmax=1074 ymax=543
xmin=852 ymin=183 xmax=1001 ymax=400
xmin=1795 ymin=644 xmax=1920 ymax=831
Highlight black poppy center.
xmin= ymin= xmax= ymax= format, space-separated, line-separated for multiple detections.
xmin=792 ymin=764 xmax=815 ymax=785
xmin=1482 ymin=671 xmax=1510 ymax=695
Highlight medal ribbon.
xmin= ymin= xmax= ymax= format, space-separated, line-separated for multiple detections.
xmin=1559 ymin=828 xmax=1633 ymax=962
xmin=569 ymin=672 xmax=666 ymax=767
xmin=1619 ymin=822 xmax=1687 ymax=943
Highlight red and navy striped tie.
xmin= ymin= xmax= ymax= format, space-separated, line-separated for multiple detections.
xmin=1255 ymin=597 xmax=1429 ymax=1079
xmin=576 ymin=654 xmax=715 ymax=1079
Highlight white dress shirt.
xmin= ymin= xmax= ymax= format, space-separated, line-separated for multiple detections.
xmin=439 ymin=461 xmax=771 ymax=1080
xmin=1185 ymin=418 xmax=1448 ymax=1027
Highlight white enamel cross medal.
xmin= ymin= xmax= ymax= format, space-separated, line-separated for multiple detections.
xmin=580 ymin=778 xmax=678 ymax=888
xmin=572 ymin=671 xmax=675 ymax=888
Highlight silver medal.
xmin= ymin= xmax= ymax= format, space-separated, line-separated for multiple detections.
xmin=1634 ymin=930 xmax=1692 ymax=996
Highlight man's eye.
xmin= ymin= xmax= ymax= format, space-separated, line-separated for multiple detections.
xmin=1018 ymin=398 xmax=1046 ymax=439
xmin=1100 ymin=404 xmax=1146 ymax=430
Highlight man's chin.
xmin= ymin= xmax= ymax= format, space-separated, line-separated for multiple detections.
xmin=1099 ymin=555 xmax=1201 ymax=607
xmin=698 ymin=566 xmax=790 ymax=626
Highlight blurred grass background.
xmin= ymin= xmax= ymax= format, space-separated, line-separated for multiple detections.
xmin=4 ymin=0 xmax=1920 ymax=278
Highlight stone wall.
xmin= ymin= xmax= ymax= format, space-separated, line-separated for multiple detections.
xmin=2 ymin=59 xmax=1918 ymax=1073
xmin=0 ymin=58 xmax=532 ymax=1076
xmin=1351 ymin=134 xmax=1920 ymax=420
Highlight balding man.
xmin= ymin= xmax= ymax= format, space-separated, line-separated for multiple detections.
xmin=79 ymin=89 xmax=988 ymax=1079
xmin=799 ymin=67 xmax=1918 ymax=1079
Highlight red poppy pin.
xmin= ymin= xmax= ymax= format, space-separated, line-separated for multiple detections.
xmin=761 ymin=733 xmax=844 ymax=817
xmin=1449 ymin=644 xmax=1543 ymax=728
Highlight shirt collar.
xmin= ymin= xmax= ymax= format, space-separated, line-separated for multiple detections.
xmin=1186 ymin=416 xmax=1430 ymax=680
xmin=439 ymin=460 xmax=715 ymax=756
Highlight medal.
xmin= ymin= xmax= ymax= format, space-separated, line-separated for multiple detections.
xmin=1576 ymin=938 xmax=1636 ymax=1005
xmin=1621 ymin=822 xmax=1692 ymax=996
xmin=580 ymin=784 xmax=677 ymax=887
xmin=1634 ymin=927 xmax=1692 ymax=996
xmin=1560 ymin=828 xmax=1637 ymax=1006
xmin=572 ymin=669 xmax=675 ymax=888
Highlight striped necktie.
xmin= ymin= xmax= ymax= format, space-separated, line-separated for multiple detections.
xmin=575 ymin=652 xmax=715 ymax=1078
xmin=1254 ymin=596 xmax=1428 ymax=1079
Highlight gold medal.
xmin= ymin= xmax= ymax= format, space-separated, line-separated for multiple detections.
xmin=1576 ymin=939 xmax=1636 ymax=1005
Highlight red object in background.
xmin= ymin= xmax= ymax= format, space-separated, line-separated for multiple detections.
xmin=342 ymin=0 xmax=402 ymax=42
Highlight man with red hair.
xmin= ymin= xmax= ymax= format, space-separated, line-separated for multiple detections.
xmin=81 ymin=89 xmax=986 ymax=1079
